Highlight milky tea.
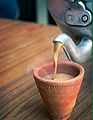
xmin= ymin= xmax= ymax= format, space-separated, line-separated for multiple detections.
xmin=43 ymin=42 xmax=74 ymax=81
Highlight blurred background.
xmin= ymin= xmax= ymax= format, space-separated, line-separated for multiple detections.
xmin=0 ymin=0 xmax=56 ymax=25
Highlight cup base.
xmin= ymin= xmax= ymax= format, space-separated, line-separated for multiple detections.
xmin=49 ymin=114 xmax=70 ymax=120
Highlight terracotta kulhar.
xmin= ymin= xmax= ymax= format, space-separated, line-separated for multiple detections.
xmin=33 ymin=61 xmax=84 ymax=120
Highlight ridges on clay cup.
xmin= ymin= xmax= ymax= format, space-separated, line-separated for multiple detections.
xmin=33 ymin=61 xmax=85 ymax=120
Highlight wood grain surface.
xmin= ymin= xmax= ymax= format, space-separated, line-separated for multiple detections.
xmin=0 ymin=19 xmax=92 ymax=120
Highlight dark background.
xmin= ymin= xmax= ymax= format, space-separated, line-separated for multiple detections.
xmin=18 ymin=0 xmax=56 ymax=24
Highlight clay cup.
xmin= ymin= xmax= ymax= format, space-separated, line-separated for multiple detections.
xmin=33 ymin=61 xmax=84 ymax=120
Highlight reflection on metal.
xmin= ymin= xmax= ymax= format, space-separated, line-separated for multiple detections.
xmin=53 ymin=33 xmax=92 ymax=63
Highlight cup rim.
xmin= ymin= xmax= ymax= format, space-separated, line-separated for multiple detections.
xmin=33 ymin=61 xmax=85 ymax=85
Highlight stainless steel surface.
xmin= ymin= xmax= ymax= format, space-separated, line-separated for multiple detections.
xmin=53 ymin=34 xmax=92 ymax=63
xmin=48 ymin=0 xmax=92 ymax=38
xmin=48 ymin=0 xmax=92 ymax=63
xmin=65 ymin=1 xmax=92 ymax=27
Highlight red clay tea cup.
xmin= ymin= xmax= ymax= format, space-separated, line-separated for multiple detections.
xmin=33 ymin=61 xmax=84 ymax=120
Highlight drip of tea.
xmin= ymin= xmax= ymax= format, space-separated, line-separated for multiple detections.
xmin=52 ymin=42 xmax=62 ymax=80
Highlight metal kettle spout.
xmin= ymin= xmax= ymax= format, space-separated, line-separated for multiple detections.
xmin=53 ymin=33 xmax=92 ymax=63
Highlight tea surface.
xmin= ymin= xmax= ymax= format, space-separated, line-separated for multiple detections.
xmin=43 ymin=73 xmax=74 ymax=81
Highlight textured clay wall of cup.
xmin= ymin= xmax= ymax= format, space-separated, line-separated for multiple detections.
xmin=33 ymin=61 xmax=85 ymax=120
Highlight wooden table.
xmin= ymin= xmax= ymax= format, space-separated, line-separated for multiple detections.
xmin=0 ymin=19 xmax=92 ymax=120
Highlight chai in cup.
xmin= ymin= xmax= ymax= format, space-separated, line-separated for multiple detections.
xmin=33 ymin=61 xmax=84 ymax=120
xmin=34 ymin=41 xmax=84 ymax=120
xmin=43 ymin=73 xmax=74 ymax=81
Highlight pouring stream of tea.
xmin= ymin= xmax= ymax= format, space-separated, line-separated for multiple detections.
xmin=52 ymin=42 xmax=62 ymax=80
